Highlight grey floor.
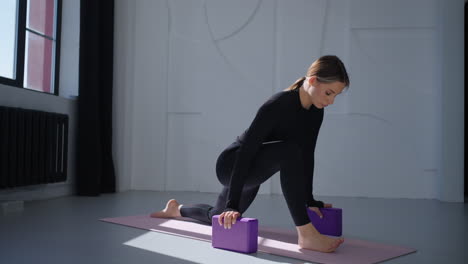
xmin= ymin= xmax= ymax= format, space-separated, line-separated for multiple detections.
xmin=1 ymin=190 xmax=467 ymax=264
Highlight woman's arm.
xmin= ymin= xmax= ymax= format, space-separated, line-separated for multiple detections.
xmin=302 ymin=144 xmax=325 ymax=208
xmin=224 ymin=102 xmax=280 ymax=212
xmin=302 ymin=112 xmax=324 ymax=208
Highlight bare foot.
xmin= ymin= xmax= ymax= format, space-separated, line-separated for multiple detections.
xmin=150 ymin=199 xmax=182 ymax=218
xmin=298 ymin=233 xmax=345 ymax=253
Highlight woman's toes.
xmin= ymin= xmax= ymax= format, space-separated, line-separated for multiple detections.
xmin=330 ymin=239 xmax=344 ymax=251
xmin=332 ymin=240 xmax=339 ymax=248
xmin=329 ymin=239 xmax=341 ymax=250
xmin=338 ymin=238 xmax=344 ymax=245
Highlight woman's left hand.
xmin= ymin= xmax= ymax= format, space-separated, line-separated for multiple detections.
xmin=308 ymin=203 xmax=333 ymax=219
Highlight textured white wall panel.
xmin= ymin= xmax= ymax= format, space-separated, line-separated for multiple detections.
xmin=166 ymin=113 xmax=204 ymax=191
xmin=350 ymin=0 xmax=438 ymax=28
xmin=112 ymin=0 xmax=464 ymax=202
xmin=131 ymin=0 xmax=169 ymax=190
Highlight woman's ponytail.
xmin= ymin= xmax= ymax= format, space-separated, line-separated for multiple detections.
xmin=284 ymin=77 xmax=306 ymax=91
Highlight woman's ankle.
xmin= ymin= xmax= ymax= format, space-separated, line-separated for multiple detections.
xmin=296 ymin=222 xmax=320 ymax=237
xmin=177 ymin=204 xmax=183 ymax=217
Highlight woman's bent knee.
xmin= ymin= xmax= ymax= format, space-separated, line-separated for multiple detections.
xmin=279 ymin=141 xmax=302 ymax=161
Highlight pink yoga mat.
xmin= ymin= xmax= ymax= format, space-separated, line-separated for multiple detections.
xmin=100 ymin=215 xmax=416 ymax=264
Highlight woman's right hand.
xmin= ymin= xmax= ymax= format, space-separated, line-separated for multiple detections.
xmin=218 ymin=210 xmax=241 ymax=229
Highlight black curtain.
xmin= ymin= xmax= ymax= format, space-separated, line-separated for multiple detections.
xmin=465 ymin=1 xmax=467 ymax=203
xmin=76 ymin=0 xmax=116 ymax=196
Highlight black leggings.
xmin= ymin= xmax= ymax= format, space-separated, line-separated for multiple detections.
xmin=180 ymin=141 xmax=311 ymax=227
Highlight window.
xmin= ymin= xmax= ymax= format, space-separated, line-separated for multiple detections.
xmin=0 ymin=0 xmax=62 ymax=95
xmin=0 ymin=0 xmax=18 ymax=80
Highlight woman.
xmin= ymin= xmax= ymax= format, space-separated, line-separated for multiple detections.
xmin=151 ymin=55 xmax=350 ymax=253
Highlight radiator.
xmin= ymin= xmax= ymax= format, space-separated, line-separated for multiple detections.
xmin=0 ymin=106 xmax=69 ymax=189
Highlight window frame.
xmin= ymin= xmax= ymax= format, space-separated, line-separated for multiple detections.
xmin=0 ymin=0 xmax=62 ymax=96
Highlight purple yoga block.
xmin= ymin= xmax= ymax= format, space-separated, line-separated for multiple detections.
xmin=211 ymin=215 xmax=258 ymax=253
xmin=307 ymin=207 xmax=343 ymax=236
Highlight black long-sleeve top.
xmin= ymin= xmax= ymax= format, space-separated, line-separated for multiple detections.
xmin=224 ymin=88 xmax=324 ymax=213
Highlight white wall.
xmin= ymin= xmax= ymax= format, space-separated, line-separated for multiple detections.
xmin=0 ymin=0 xmax=80 ymax=201
xmin=113 ymin=0 xmax=464 ymax=202
xmin=436 ymin=0 xmax=465 ymax=201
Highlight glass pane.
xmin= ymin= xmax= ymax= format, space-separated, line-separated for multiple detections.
xmin=24 ymin=31 xmax=54 ymax=93
xmin=0 ymin=0 xmax=18 ymax=79
xmin=27 ymin=0 xmax=55 ymax=37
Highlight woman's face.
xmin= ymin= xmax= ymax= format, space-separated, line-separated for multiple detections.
xmin=308 ymin=77 xmax=346 ymax=109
